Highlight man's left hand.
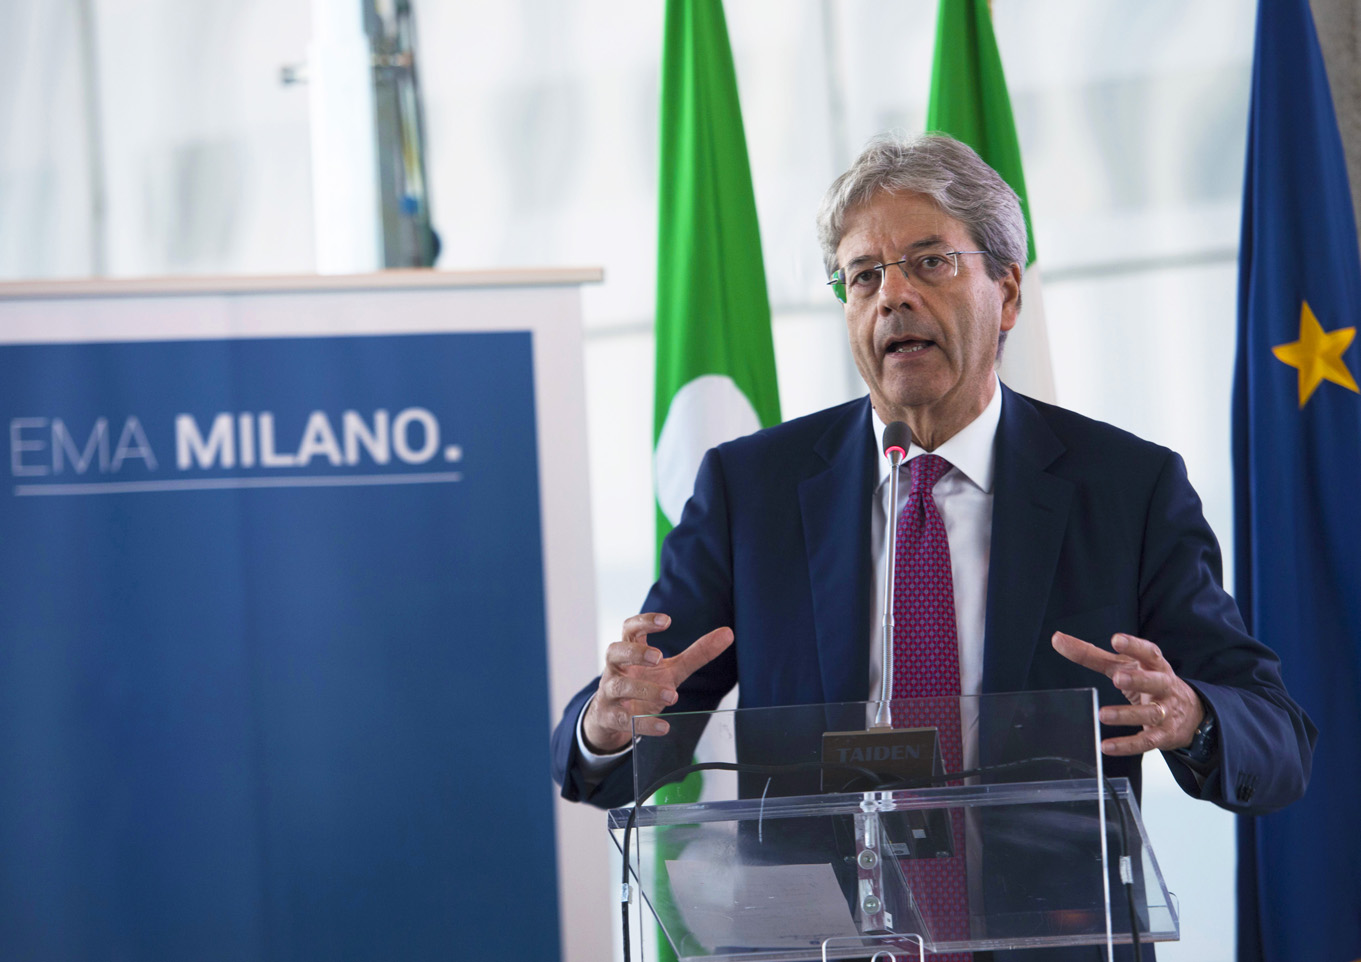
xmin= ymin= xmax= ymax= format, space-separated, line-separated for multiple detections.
xmin=1051 ymin=631 xmax=1204 ymax=756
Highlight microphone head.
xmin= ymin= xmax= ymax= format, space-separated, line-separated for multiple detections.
xmin=882 ymin=420 xmax=911 ymax=461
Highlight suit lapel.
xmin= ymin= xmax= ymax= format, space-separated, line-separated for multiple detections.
xmin=799 ymin=399 xmax=876 ymax=704
xmin=983 ymin=386 xmax=1074 ymax=693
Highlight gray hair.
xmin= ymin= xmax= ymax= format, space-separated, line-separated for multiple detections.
xmin=816 ymin=133 xmax=1028 ymax=283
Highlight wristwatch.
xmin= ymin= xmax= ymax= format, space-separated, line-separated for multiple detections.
xmin=1173 ymin=701 xmax=1218 ymax=771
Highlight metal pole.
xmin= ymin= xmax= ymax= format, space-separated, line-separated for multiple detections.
xmin=76 ymin=0 xmax=108 ymax=276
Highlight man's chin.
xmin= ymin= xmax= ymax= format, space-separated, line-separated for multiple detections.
xmin=873 ymin=375 xmax=952 ymax=415
xmin=870 ymin=390 xmax=949 ymax=425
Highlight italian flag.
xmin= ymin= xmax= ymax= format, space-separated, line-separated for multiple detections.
xmin=653 ymin=0 xmax=781 ymax=553
xmin=928 ymin=0 xmax=1055 ymax=402
xmin=648 ymin=1 xmax=780 ymax=959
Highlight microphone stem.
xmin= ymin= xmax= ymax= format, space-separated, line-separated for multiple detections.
xmin=874 ymin=450 xmax=903 ymax=728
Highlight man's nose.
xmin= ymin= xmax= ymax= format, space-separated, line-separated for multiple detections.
xmin=877 ymin=262 xmax=920 ymax=309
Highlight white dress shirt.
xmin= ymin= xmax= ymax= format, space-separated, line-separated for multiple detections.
xmin=578 ymin=380 xmax=1004 ymax=771
xmin=869 ymin=379 xmax=1002 ymax=768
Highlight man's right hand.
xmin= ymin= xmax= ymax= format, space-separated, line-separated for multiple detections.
xmin=581 ymin=612 xmax=734 ymax=755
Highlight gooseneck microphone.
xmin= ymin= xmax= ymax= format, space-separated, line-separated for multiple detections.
xmin=874 ymin=421 xmax=912 ymax=728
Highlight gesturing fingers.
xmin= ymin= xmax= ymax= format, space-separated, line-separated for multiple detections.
xmin=595 ymin=695 xmax=671 ymax=739
xmin=586 ymin=617 xmax=735 ymax=752
xmin=1050 ymin=631 xmax=1133 ymax=675
xmin=605 ymin=637 xmax=662 ymax=671
xmin=585 ymin=613 xmax=675 ymax=751
xmin=1099 ymin=727 xmax=1165 ymax=756
xmin=1107 ymin=661 xmax=1176 ymax=702
xmin=1098 ymin=700 xmax=1170 ymax=730
xmin=598 ymin=671 xmax=677 ymax=714
xmin=1099 ymin=687 xmax=1178 ymax=754
xmin=622 ymin=611 xmax=670 ymax=642
xmin=604 ymin=613 xmax=678 ymax=678
xmin=608 ymin=626 xmax=733 ymax=728
xmin=1054 ymin=631 xmax=1204 ymax=756
xmin=1053 ymin=632 xmax=1168 ymax=698
xmin=667 ymin=626 xmax=735 ymax=685
xmin=1111 ymin=633 xmax=1173 ymax=672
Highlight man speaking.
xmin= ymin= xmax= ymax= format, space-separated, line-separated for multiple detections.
xmin=551 ymin=134 xmax=1314 ymax=829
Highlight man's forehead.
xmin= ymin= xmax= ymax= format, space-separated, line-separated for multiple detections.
xmin=835 ymin=190 xmax=969 ymax=261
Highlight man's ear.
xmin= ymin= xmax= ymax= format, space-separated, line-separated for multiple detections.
xmin=999 ymin=262 xmax=1023 ymax=332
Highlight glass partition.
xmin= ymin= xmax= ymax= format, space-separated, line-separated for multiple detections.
xmin=608 ymin=690 xmax=1178 ymax=961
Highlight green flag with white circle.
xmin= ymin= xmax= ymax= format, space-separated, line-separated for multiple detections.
xmin=654 ymin=0 xmax=781 ymax=554
xmin=651 ymin=3 xmax=780 ymax=956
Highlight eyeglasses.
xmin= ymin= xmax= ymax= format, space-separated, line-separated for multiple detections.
xmin=827 ymin=250 xmax=991 ymax=303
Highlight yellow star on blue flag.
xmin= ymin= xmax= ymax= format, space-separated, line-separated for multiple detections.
xmin=1271 ymin=300 xmax=1359 ymax=407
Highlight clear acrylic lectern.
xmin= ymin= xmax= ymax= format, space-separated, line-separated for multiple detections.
xmin=608 ymin=689 xmax=1178 ymax=961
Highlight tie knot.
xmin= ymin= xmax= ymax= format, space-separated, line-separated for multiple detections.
xmin=909 ymin=453 xmax=952 ymax=495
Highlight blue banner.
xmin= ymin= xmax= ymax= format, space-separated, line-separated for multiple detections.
xmin=1233 ymin=0 xmax=1361 ymax=959
xmin=0 ymin=331 xmax=560 ymax=960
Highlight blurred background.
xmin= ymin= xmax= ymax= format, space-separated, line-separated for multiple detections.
xmin=0 ymin=1 xmax=1322 ymax=958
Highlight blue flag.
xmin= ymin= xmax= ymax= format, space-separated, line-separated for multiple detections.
xmin=1233 ymin=0 xmax=1361 ymax=959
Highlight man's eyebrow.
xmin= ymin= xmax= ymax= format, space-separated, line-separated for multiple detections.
xmin=842 ymin=235 xmax=950 ymax=270
xmin=908 ymin=235 xmax=947 ymax=250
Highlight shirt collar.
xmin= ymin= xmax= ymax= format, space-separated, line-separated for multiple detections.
xmin=872 ymin=376 xmax=1003 ymax=493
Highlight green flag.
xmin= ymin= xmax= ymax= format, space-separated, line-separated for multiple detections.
xmin=649 ymin=3 xmax=779 ymax=959
xmin=927 ymin=0 xmax=1055 ymax=402
xmin=653 ymin=0 xmax=781 ymax=554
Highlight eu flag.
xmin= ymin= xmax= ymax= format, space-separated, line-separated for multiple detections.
xmin=1233 ymin=0 xmax=1361 ymax=960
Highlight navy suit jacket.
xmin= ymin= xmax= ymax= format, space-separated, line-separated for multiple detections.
xmin=551 ymin=387 xmax=1315 ymax=817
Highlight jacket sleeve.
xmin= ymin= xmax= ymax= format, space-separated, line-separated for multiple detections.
xmin=549 ymin=447 xmax=741 ymax=810
xmin=1138 ymin=451 xmax=1317 ymax=814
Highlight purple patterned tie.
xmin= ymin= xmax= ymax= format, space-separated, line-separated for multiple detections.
xmin=892 ymin=453 xmax=971 ymax=960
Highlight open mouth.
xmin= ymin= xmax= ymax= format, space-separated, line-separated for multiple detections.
xmin=885 ymin=337 xmax=934 ymax=356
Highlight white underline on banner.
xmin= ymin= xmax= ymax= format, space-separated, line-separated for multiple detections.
xmin=12 ymin=472 xmax=464 ymax=496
